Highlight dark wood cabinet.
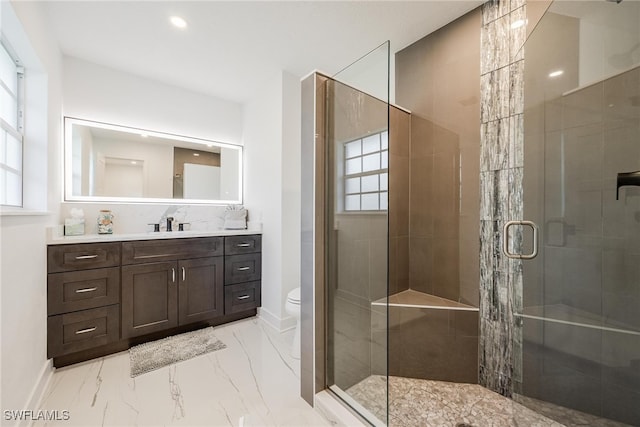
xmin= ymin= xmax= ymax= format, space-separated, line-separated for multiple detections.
xmin=225 ymin=281 xmax=261 ymax=314
xmin=122 ymin=237 xmax=223 ymax=265
xmin=47 ymin=305 xmax=119 ymax=357
xmin=224 ymin=235 xmax=262 ymax=255
xmin=121 ymin=261 xmax=178 ymax=338
xmin=178 ymin=257 xmax=224 ymax=325
xmin=48 ymin=267 xmax=120 ymax=315
xmin=47 ymin=234 xmax=260 ymax=367
xmin=121 ymin=238 xmax=224 ymax=338
xmin=47 ymin=243 xmax=121 ymax=359
xmin=48 ymin=242 xmax=120 ymax=273
xmin=224 ymin=235 xmax=261 ymax=312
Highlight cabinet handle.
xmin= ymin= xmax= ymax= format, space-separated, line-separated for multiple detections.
xmin=237 ymin=295 xmax=251 ymax=300
xmin=237 ymin=266 xmax=251 ymax=271
xmin=75 ymin=327 xmax=97 ymax=335
xmin=182 ymin=267 xmax=186 ymax=281
xmin=75 ymin=254 xmax=98 ymax=260
xmin=172 ymin=268 xmax=176 ymax=283
xmin=75 ymin=287 xmax=98 ymax=293
xmin=237 ymin=243 xmax=252 ymax=247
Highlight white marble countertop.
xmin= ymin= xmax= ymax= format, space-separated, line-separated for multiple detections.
xmin=47 ymin=227 xmax=262 ymax=245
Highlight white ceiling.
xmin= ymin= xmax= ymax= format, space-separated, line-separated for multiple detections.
xmin=44 ymin=1 xmax=482 ymax=104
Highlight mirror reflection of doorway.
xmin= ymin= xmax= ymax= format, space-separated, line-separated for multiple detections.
xmin=102 ymin=157 xmax=144 ymax=197
xmin=173 ymin=147 xmax=220 ymax=198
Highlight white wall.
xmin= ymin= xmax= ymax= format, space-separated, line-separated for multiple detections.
xmin=60 ymin=57 xmax=245 ymax=232
xmin=280 ymin=71 xmax=302 ymax=328
xmin=63 ymin=56 xmax=243 ymax=145
xmin=243 ymin=70 xmax=301 ymax=331
xmin=0 ymin=1 xmax=62 ymax=423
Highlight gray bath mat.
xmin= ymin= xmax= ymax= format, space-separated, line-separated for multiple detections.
xmin=129 ymin=327 xmax=226 ymax=377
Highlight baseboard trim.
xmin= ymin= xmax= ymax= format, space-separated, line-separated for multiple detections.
xmin=257 ymin=307 xmax=296 ymax=332
xmin=21 ymin=359 xmax=54 ymax=427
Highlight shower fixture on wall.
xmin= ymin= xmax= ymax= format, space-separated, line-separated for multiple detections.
xmin=616 ymin=170 xmax=640 ymax=199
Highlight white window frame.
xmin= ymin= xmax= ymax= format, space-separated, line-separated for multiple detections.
xmin=343 ymin=130 xmax=389 ymax=212
xmin=0 ymin=38 xmax=25 ymax=207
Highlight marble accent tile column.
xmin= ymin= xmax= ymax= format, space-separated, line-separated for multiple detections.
xmin=479 ymin=0 xmax=526 ymax=397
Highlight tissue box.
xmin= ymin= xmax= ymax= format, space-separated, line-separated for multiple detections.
xmin=223 ymin=206 xmax=247 ymax=230
xmin=64 ymin=218 xmax=85 ymax=236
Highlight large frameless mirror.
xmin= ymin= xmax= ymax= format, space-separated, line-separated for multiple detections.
xmin=64 ymin=117 xmax=243 ymax=204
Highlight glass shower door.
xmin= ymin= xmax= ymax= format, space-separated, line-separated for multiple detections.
xmin=325 ymin=42 xmax=390 ymax=426
xmin=519 ymin=1 xmax=640 ymax=425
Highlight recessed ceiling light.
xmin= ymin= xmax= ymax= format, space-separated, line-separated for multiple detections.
xmin=140 ymin=133 xmax=148 ymax=138
xmin=549 ymin=70 xmax=564 ymax=78
xmin=511 ymin=19 xmax=526 ymax=29
xmin=131 ymin=161 xmax=137 ymax=165
xmin=170 ymin=16 xmax=187 ymax=29
xmin=193 ymin=153 xmax=200 ymax=157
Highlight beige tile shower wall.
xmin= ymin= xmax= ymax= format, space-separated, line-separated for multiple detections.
xmin=389 ymin=106 xmax=411 ymax=296
xmin=395 ymin=7 xmax=481 ymax=307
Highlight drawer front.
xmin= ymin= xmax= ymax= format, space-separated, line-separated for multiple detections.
xmin=47 ymin=305 xmax=119 ymax=358
xmin=122 ymin=237 xmax=223 ymax=265
xmin=48 ymin=243 xmax=121 ymax=273
xmin=48 ymin=267 xmax=120 ymax=315
xmin=224 ymin=235 xmax=262 ymax=255
xmin=224 ymin=281 xmax=261 ymax=314
xmin=225 ymin=253 xmax=261 ymax=285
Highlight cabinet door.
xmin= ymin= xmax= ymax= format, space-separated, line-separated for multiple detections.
xmin=122 ymin=261 xmax=178 ymax=338
xmin=178 ymin=257 xmax=224 ymax=325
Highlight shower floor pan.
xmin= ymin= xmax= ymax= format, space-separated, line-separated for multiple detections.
xmin=347 ymin=375 xmax=625 ymax=426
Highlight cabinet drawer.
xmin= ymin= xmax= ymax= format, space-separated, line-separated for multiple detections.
xmin=224 ymin=235 xmax=262 ymax=255
xmin=47 ymin=305 xmax=119 ymax=358
xmin=48 ymin=267 xmax=120 ymax=315
xmin=225 ymin=281 xmax=261 ymax=314
xmin=48 ymin=243 xmax=120 ymax=273
xmin=122 ymin=237 xmax=223 ymax=265
xmin=225 ymin=253 xmax=261 ymax=285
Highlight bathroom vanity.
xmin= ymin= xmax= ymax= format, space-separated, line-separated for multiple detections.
xmin=46 ymin=231 xmax=261 ymax=367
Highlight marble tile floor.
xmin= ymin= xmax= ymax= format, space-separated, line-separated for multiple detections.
xmin=34 ymin=317 xmax=330 ymax=427
xmin=347 ymin=375 xmax=564 ymax=427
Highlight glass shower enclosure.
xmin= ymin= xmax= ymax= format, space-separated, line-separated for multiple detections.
xmin=518 ymin=1 xmax=640 ymax=425
xmin=324 ymin=42 xmax=390 ymax=426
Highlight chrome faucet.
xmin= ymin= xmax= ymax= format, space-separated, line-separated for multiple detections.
xmin=166 ymin=216 xmax=174 ymax=232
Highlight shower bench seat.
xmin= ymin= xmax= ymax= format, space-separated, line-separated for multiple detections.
xmin=372 ymin=289 xmax=478 ymax=311
xmin=371 ymin=289 xmax=479 ymax=384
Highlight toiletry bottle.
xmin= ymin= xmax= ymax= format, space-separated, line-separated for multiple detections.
xmin=98 ymin=210 xmax=114 ymax=234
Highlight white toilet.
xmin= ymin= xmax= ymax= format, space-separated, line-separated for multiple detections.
xmin=285 ymin=287 xmax=301 ymax=359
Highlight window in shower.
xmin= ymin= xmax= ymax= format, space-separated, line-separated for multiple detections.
xmin=343 ymin=130 xmax=389 ymax=211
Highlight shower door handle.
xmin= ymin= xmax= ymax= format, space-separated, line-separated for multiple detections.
xmin=503 ymin=220 xmax=539 ymax=260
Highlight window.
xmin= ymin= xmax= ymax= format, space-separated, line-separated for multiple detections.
xmin=0 ymin=39 xmax=24 ymax=207
xmin=343 ymin=130 xmax=388 ymax=211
